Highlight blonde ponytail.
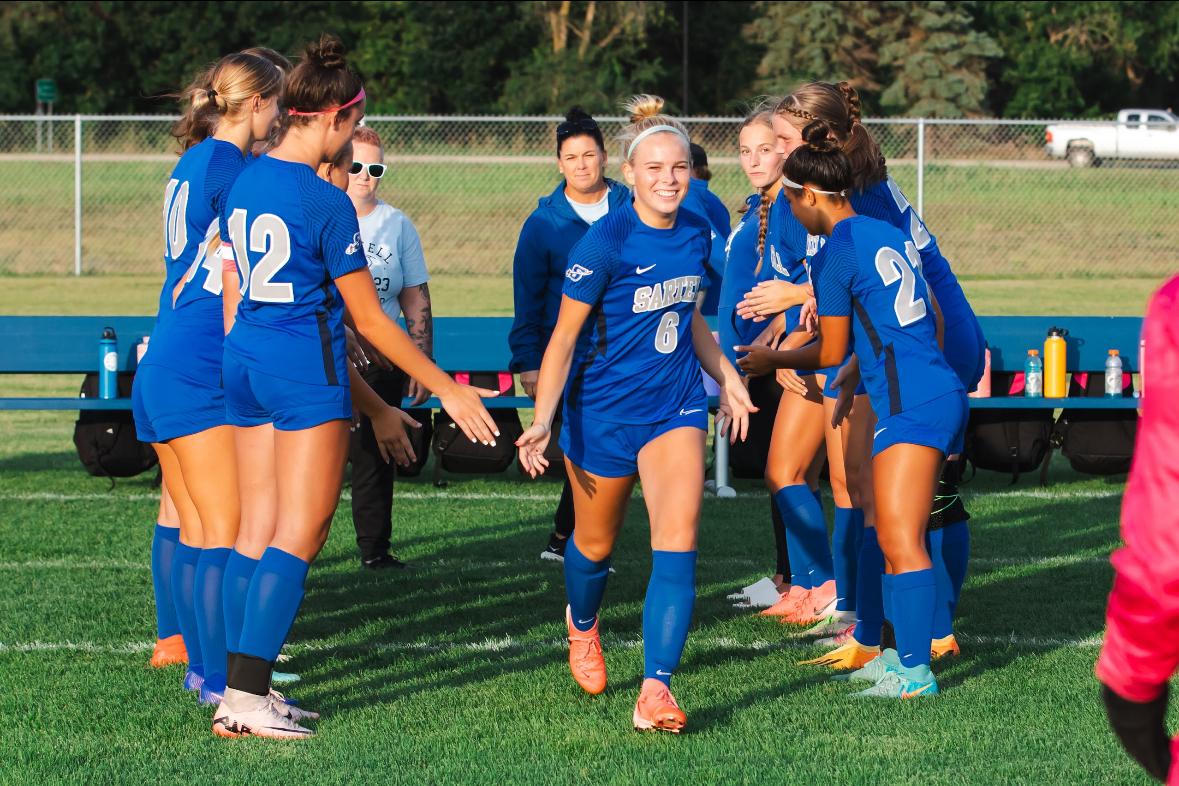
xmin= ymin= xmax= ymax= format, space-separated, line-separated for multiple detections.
xmin=615 ymin=93 xmax=690 ymax=163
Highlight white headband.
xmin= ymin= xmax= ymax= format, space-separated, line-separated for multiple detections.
xmin=626 ymin=124 xmax=689 ymax=159
xmin=782 ymin=175 xmax=848 ymax=197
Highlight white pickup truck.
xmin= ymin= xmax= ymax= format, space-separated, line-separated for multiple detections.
xmin=1045 ymin=109 xmax=1179 ymax=167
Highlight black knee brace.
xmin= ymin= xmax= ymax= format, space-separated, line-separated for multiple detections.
xmin=928 ymin=459 xmax=970 ymax=532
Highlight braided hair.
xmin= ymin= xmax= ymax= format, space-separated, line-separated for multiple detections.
xmin=774 ymin=81 xmax=886 ymax=192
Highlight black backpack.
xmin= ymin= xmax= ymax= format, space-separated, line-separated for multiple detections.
xmin=726 ymin=374 xmax=783 ymax=479
xmin=431 ymin=373 xmax=525 ymax=486
xmin=963 ymin=370 xmax=1054 ymax=484
xmin=1045 ymin=370 xmax=1137 ymax=479
xmin=73 ymin=373 xmax=159 ymax=485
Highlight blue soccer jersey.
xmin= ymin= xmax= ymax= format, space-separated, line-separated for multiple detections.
xmin=851 ymin=176 xmax=975 ymax=329
xmin=222 ymin=155 xmax=367 ymax=387
xmin=562 ymin=200 xmax=710 ymax=424
xmin=718 ymin=194 xmax=764 ymax=368
xmin=760 ymin=187 xmax=813 ymax=331
xmin=812 ymin=215 xmax=963 ymax=419
xmin=141 ymin=138 xmax=248 ymax=383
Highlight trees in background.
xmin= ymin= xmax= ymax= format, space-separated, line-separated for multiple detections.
xmin=0 ymin=0 xmax=1175 ymax=117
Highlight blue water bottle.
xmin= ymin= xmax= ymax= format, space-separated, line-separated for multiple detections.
xmin=99 ymin=327 xmax=118 ymax=399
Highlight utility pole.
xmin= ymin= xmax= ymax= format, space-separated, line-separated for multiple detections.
xmin=682 ymin=1 xmax=689 ymax=116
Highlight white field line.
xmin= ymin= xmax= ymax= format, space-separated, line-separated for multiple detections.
xmin=0 ymin=488 xmax=1122 ymax=503
xmin=0 ymin=554 xmax=1111 ymax=572
xmin=0 ymin=632 xmax=1101 ymax=657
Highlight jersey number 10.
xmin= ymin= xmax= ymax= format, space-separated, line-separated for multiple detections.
xmin=227 ymin=209 xmax=295 ymax=303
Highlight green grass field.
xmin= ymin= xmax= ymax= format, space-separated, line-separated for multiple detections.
xmin=0 ymin=405 xmax=1162 ymax=784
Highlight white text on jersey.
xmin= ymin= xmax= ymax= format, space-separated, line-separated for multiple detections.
xmin=632 ymin=276 xmax=702 ymax=313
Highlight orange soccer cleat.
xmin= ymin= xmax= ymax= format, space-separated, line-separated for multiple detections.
xmin=931 ymin=634 xmax=961 ymax=659
xmin=780 ymin=580 xmax=839 ymax=626
xmin=760 ymin=585 xmax=809 ymax=616
xmin=566 ymin=605 xmax=607 ymax=695
xmin=150 ymin=634 xmax=188 ymax=668
xmin=798 ymin=637 xmax=882 ymax=669
xmin=633 ymin=678 xmax=686 ymax=733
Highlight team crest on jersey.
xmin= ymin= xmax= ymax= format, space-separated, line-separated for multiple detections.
xmin=566 ymin=264 xmax=593 ymax=282
xmin=345 ymin=231 xmax=363 ymax=255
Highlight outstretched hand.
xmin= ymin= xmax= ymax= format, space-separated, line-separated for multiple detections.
xmin=734 ymin=344 xmax=785 ymax=378
xmin=370 ymin=406 xmax=422 ymax=466
xmin=515 ymin=423 xmax=552 ymax=478
xmin=718 ymin=381 xmax=759 ymax=444
xmin=439 ymin=384 xmax=500 ymax=446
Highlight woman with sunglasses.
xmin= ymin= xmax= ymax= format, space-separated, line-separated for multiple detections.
xmin=343 ymin=124 xmax=433 ymax=571
xmin=509 ymin=105 xmax=630 ymax=564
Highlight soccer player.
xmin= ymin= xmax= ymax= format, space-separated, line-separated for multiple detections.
xmin=1096 ymin=273 xmax=1179 ymax=784
xmin=149 ymin=483 xmax=186 ymax=666
xmin=132 ymin=52 xmax=283 ymax=703
xmin=738 ymin=119 xmax=966 ymax=699
xmin=211 ymin=35 xmax=497 ymax=740
xmin=509 ymin=105 xmax=629 ymax=564
xmin=773 ymin=82 xmax=983 ymax=664
xmin=516 ymin=94 xmax=756 ymax=733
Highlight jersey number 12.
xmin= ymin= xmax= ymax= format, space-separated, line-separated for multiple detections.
xmin=227 ymin=209 xmax=294 ymax=303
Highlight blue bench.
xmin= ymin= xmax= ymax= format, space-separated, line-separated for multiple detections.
xmin=0 ymin=315 xmax=1143 ymax=411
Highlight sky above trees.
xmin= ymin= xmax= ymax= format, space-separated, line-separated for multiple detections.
xmin=1 ymin=1 xmax=1176 ymax=117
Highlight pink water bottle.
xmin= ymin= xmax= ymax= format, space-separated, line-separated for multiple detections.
xmin=968 ymin=348 xmax=991 ymax=398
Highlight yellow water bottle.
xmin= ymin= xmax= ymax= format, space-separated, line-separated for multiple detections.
xmin=1044 ymin=326 xmax=1068 ymax=398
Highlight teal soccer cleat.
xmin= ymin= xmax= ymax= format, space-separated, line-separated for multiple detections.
xmin=850 ymin=662 xmax=938 ymax=699
xmin=832 ymin=647 xmax=900 ymax=682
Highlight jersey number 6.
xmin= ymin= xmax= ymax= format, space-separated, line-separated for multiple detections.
xmin=655 ymin=311 xmax=680 ymax=354
xmin=227 ymin=209 xmax=294 ymax=303
xmin=874 ymin=241 xmax=929 ymax=327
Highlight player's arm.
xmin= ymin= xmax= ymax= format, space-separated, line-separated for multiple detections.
xmin=736 ymin=279 xmax=814 ymax=322
xmin=346 ymin=362 xmax=419 ymax=467
xmin=736 ymin=315 xmax=850 ymax=376
xmin=336 ymin=269 xmax=500 ymax=447
xmin=690 ymin=309 xmax=758 ymax=443
xmin=515 ymin=296 xmax=592 ymax=477
xmin=930 ymin=289 xmax=944 ymax=350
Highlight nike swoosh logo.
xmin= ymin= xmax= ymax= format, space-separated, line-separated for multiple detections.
xmin=901 ymin=682 xmax=935 ymax=699
xmin=656 ymin=670 xmax=671 ymax=676
xmin=577 ymin=618 xmax=595 ymax=625
xmin=874 ymin=427 xmax=887 ymax=438
xmin=636 ymin=264 xmax=657 ymax=274
xmin=679 ymin=408 xmax=703 ymax=416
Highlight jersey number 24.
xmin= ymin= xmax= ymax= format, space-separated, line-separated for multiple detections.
xmin=875 ymin=241 xmax=929 ymax=327
xmin=227 ymin=209 xmax=294 ymax=303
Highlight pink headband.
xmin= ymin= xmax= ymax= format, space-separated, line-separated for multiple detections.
xmin=287 ymin=87 xmax=365 ymax=117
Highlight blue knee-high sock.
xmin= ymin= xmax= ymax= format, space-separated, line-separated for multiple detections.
xmin=882 ymin=573 xmax=894 ymax=623
xmin=151 ymin=524 xmax=181 ymax=640
xmin=832 ymin=507 xmax=858 ymax=611
xmin=892 ymin=569 xmax=937 ymax=669
xmin=237 ymin=548 xmax=310 ymax=664
xmin=194 ymin=547 xmax=230 ymax=693
xmin=929 ymin=522 xmax=970 ymax=639
xmin=853 ymin=527 xmax=885 ymax=647
xmin=811 ymin=486 xmax=823 ymax=510
xmin=643 ymin=550 xmax=697 ymax=687
xmin=171 ymin=543 xmax=203 ymax=672
xmin=564 ymin=537 xmax=611 ymax=632
xmin=853 ymin=508 xmax=865 ymax=556
xmin=223 ymin=550 xmax=260 ymax=655
xmin=775 ymin=485 xmax=834 ymax=587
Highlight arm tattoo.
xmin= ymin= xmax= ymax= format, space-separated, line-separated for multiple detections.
xmin=406 ymin=283 xmax=433 ymax=358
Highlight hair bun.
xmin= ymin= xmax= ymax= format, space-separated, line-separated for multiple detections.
xmin=565 ymin=104 xmax=592 ymax=123
xmin=801 ymin=120 xmax=840 ymax=154
xmin=623 ymin=94 xmax=665 ymax=124
xmin=306 ymin=34 xmax=347 ymax=70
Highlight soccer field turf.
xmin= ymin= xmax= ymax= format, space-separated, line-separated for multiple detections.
xmin=0 ymin=408 xmax=1163 ymax=784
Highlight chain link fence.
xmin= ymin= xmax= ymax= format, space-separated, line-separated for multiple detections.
xmin=0 ymin=115 xmax=1174 ymax=278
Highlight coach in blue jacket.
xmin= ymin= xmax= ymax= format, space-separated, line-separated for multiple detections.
xmin=510 ymin=105 xmax=629 ymax=563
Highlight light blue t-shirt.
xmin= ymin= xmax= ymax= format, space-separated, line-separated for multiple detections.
xmin=356 ymin=200 xmax=430 ymax=320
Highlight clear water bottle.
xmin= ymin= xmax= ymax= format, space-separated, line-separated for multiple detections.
xmin=1105 ymin=349 xmax=1123 ymax=397
xmin=1024 ymin=349 xmax=1043 ymax=398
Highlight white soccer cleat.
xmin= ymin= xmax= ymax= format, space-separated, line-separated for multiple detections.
xmin=212 ymin=694 xmax=314 ymax=739
xmin=270 ymin=689 xmax=319 ymax=721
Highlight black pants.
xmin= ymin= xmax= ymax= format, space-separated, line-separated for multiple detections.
xmin=554 ymin=477 xmax=575 ymax=538
xmin=350 ymin=365 xmax=407 ymax=561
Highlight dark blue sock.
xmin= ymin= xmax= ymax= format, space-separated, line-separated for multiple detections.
xmin=643 ymin=550 xmax=697 ymax=687
xmin=882 ymin=573 xmax=895 ymax=623
xmin=238 ymin=548 xmax=310 ymax=663
xmin=223 ymin=549 xmax=260 ymax=655
xmin=853 ymin=527 xmax=885 ymax=647
xmin=564 ymin=537 xmax=611 ymax=632
xmin=832 ymin=507 xmax=858 ymax=611
xmin=170 ymin=543 xmax=203 ymax=671
xmin=775 ymin=485 xmax=834 ymax=587
xmin=194 ymin=547 xmax=230 ymax=693
xmin=151 ymin=524 xmax=181 ymax=640
xmin=929 ymin=522 xmax=970 ymax=639
xmin=811 ymin=486 xmax=823 ymax=511
xmin=892 ymin=569 xmax=937 ymax=669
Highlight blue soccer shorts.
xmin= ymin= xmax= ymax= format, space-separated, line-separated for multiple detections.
xmin=872 ymin=389 xmax=969 ymax=458
xmin=132 ymin=363 xmax=227 ymax=443
xmin=223 ymin=352 xmax=351 ymax=432
xmin=559 ymin=402 xmax=709 ymax=478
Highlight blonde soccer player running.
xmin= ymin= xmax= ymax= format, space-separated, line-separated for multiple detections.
xmin=516 ymin=95 xmax=756 ymax=733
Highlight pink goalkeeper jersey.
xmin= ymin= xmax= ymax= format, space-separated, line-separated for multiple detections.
xmin=1096 ymin=274 xmax=1179 ymax=715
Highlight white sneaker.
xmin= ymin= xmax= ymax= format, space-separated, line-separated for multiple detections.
xmin=270 ymin=689 xmax=319 ymax=721
xmin=212 ymin=692 xmax=314 ymax=739
xmin=728 ymin=577 xmax=783 ymax=608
